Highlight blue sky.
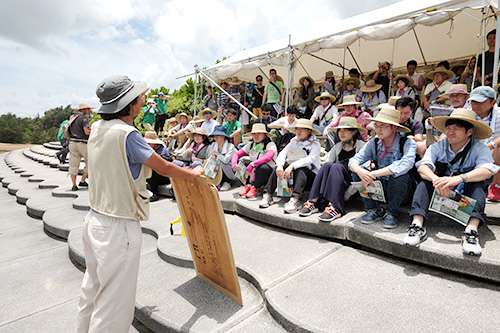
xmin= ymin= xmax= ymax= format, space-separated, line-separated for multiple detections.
xmin=0 ymin=0 xmax=401 ymax=118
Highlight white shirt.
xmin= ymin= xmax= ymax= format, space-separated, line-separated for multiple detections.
xmin=201 ymin=119 xmax=217 ymax=136
xmin=476 ymin=104 xmax=500 ymax=143
xmin=312 ymin=103 xmax=338 ymax=127
xmin=271 ymin=117 xmax=298 ymax=135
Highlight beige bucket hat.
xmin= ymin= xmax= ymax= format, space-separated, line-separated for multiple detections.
xmin=329 ymin=116 xmax=367 ymax=133
xmin=426 ymin=66 xmax=455 ymax=80
xmin=287 ymin=119 xmax=321 ymax=136
xmin=198 ymin=107 xmax=217 ymax=119
xmin=338 ymin=95 xmax=362 ymax=107
xmin=360 ymin=80 xmax=383 ymax=93
xmin=314 ymin=91 xmax=336 ymax=103
xmin=429 ymin=108 xmax=492 ymax=140
xmin=363 ymin=107 xmax=411 ymax=133
xmin=244 ymin=123 xmax=275 ymax=138
xmin=175 ymin=112 xmax=193 ymax=123
xmin=144 ymin=131 xmax=165 ymax=145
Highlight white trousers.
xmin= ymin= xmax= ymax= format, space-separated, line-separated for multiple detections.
xmin=76 ymin=211 xmax=142 ymax=333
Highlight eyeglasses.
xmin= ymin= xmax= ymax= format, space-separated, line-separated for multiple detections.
xmin=373 ymin=123 xmax=392 ymax=130
xmin=256 ymin=79 xmax=262 ymax=82
xmin=320 ymin=97 xmax=330 ymax=101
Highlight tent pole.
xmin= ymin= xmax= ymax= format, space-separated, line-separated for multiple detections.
xmin=285 ymin=34 xmax=292 ymax=115
xmin=194 ymin=65 xmax=198 ymax=117
xmin=258 ymin=68 xmax=270 ymax=80
xmin=308 ymin=53 xmax=344 ymax=69
xmin=340 ymin=48 xmax=346 ymax=96
xmin=346 ymin=47 xmax=363 ymax=77
xmin=493 ymin=3 xmax=500 ymax=87
xmin=296 ymin=57 xmax=311 ymax=77
xmin=481 ymin=8 xmax=486 ymax=86
xmin=194 ymin=65 xmax=257 ymax=120
xmin=412 ymin=29 xmax=427 ymax=66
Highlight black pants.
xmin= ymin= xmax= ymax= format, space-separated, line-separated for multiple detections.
xmin=265 ymin=166 xmax=316 ymax=197
xmin=248 ymin=164 xmax=274 ymax=189
xmin=155 ymin=114 xmax=168 ymax=133
xmin=147 ymin=171 xmax=170 ymax=195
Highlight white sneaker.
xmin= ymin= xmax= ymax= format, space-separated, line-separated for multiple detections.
xmin=284 ymin=197 xmax=300 ymax=214
xmin=259 ymin=192 xmax=273 ymax=208
xmin=220 ymin=182 xmax=231 ymax=191
xmin=462 ymin=230 xmax=482 ymax=256
xmin=403 ymin=224 xmax=427 ymax=247
xmin=344 ymin=185 xmax=358 ymax=200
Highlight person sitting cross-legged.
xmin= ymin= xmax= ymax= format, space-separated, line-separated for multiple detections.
xmin=299 ymin=117 xmax=366 ymax=222
xmin=349 ymin=107 xmax=417 ymax=229
xmin=403 ymin=108 xmax=499 ymax=256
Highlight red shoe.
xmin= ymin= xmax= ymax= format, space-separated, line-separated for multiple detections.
xmin=487 ymin=184 xmax=500 ymax=201
xmin=246 ymin=186 xmax=259 ymax=198
xmin=239 ymin=185 xmax=251 ymax=196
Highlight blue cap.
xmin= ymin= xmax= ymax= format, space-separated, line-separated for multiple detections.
xmin=468 ymin=86 xmax=496 ymax=103
xmin=210 ymin=125 xmax=231 ymax=139
xmin=158 ymin=92 xmax=164 ymax=96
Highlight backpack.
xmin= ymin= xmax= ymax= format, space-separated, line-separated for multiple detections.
xmin=61 ymin=114 xmax=81 ymax=139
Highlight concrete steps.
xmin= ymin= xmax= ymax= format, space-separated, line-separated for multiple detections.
xmin=2 ymin=145 xmax=500 ymax=332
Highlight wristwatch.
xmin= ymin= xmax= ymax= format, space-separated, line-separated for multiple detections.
xmin=491 ymin=141 xmax=498 ymax=149
xmin=459 ymin=174 xmax=468 ymax=183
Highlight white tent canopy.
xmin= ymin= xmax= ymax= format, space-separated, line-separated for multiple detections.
xmin=202 ymin=0 xmax=498 ymax=86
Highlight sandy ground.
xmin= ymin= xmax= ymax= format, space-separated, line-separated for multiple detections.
xmin=0 ymin=143 xmax=37 ymax=153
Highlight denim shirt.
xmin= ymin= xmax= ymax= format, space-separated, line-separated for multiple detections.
xmin=417 ymin=138 xmax=499 ymax=176
xmin=349 ymin=132 xmax=417 ymax=180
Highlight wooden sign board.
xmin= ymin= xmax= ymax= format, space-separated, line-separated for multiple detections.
xmin=171 ymin=176 xmax=242 ymax=306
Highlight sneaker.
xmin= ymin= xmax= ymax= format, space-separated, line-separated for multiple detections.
xmin=78 ymin=181 xmax=88 ymax=187
xmin=239 ymin=185 xmax=251 ymax=196
xmin=71 ymin=185 xmax=79 ymax=191
xmin=344 ymin=185 xmax=358 ymax=201
xmin=318 ymin=205 xmax=342 ymax=222
xmin=246 ymin=186 xmax=259 ymax=198
xmin=462 ymin=230 xmax=482 ymax=256
xmin=220 ymin=182 xmax=231 ymax=191
xmin=383 ymin=214 xmax=398 ymax=229
xmin=299 ymin=201 xmax=319 ymax=217
xmin=284 ymin=197 xmax=300 ymax=214
xmin=487 ymin=184 xmax=500 ymax=201
xmin=259 ymin=192 xmax=273 ymax=208
xmin=150 ymin=194 xmax=159 ymax=202
xmin=403 ymin=224 xmax=427 ymax=246
xmin=361 ymin=208 xmax=385 ymax=224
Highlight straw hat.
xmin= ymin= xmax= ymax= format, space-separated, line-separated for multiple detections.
xmin=378 ymin=96 xmax=401 ymax=109
xmin=314 ymin=91 xmax=336 ymax=103
xmin=328 ymin=116 xmax=367 ymax=133
xmin=143 ymin=131 xmax=165 ymax=145
xmin=218 ymin=79 xmax=229 ymax=86
xmin=287 ymin=119 xmax=321 ymax=136
xmin=299 ymin=76 xmax=315 ymax=86
xmin=324 ymin=70 xmax=334 ymax=79
xmin=438 ymin=84 xmax=469 ymax=99
xmin=343 ymin=77 xmax=360 ymax=89
xmin=425 ymin=66 xmax=455 ymax=80
xmin=493 ymin=83 xmax=500 ymax=94
xmin=186 ymin=128 xmax=210 ymax=140
xmin=392 ymin=74 xmax=414 ymax=88
xmin=363 ymin=107 xmax=411 ymax=133
xmin=429 ymin=108 xmax=492 ymax=140
xmin=198 ymin=107 xmax=217 ymax=119
xmin=76 ymin=102 xmax=95 ymax=112
xmin=96 ymin=75 xmax=148 ymax=114
xmin=360 ymin=80 xmax=383 ymax=93
xmin=338 ymin=95 xmax=362 ymax=107
xmin=244 ymin=123 xmax=275 ymax=138
xmin=175 ymin=112 xmax=192 ymax=123
xmin=228 ymin=77 xmax=243 ymax=85
xmin=190 ymin=115 xmax=205 ymax=124
xmin=168 ymin=117 xmax=178 ymax=124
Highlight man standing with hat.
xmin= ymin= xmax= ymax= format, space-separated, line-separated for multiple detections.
xmin=76 ymin=75 xmax=202 ymax=332
xmin=404 ymin=108 xmax=498 ymax=255
xmin=468 ymin=86 xmax=500 ymax=201
xmin=68 ymin=103 xmax=93 ymax=191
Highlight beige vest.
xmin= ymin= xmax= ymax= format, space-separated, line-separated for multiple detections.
xmin=88 ymin=119 xmax=152 ymax=221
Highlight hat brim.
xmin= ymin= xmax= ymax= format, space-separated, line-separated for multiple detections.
xmin=429 ymin=116 xmax=492 ymax=140
xmin=363 ymin=117 xmax=411 ymax=133
xmin=186 ymin=131 xmax=210 ymax=140
xmin=338 ymin=100 xmax=363 ymax=107
xmin=98 ymin=82 xmax=148 ymax=114
xmin=287 ymin=126 xmax=321 ymax=136
xmin=329 ymin=124 xmax=368 ymax=133
xmin=210 ymin=131 xmax=231 ymax=139
xmin=175 ymin=113 xmax=193 ymax=123
xmin=314 ymin=94 xmax=336 ymax=103
xmin=244 ymin=131 xmax=275 ymax=138
xmin=360 ymin=84 xmax=383 ymax=93
xmin=198 ymin=110 xmax=217 ymax=119
xmin=144 ymin=138 xmax=165 ymax=146
xmin=343 ymin=78 xmax=360 ymax=89
xmin=425 ymin=69 xmax=455 ymax=80
xmin=392 ymin=75 xmax=414 ymax=88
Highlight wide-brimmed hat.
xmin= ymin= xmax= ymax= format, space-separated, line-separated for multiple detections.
xmin=244 ymin=123 xmax=275 ymax=138
xmin=144 ymin=131 xmax=165 ymax=145
xmin=77 ymin=102 xmax=95 ymax=111
xmin=392 ymin=74 xmax=414 ymax=88
xmin=329 ymin=116 xmax=367 ymax=133
xmin=429 ymin=108 xmax=492 ymax=140
xmin=218 ymin=79 xmax=229 ymax=86
xmin=228 ymin=77 xmax=243 ymax=85
xmin=96 ymin=75 xmax=148 ymax=114
xmin=343 ymin=77 xmax=360 ymax=89
xmin=210 ymin=125 xmax=231 ymax=139
xmin=175 ymin=112 xmax=192 ymax=123
xmin=493 ymin=83 xmax=500 ymax=94
xmin=186 ymin=127 xmax=209 ymax=140
xmin=360 ymin=80 xmax=382 ymax=93
xmin=287 ymin=119 xmax=321 ymax=136
xmin=190 ymin=116 xmax=205 ymax=124
xmin=439 ymin=83 xmax=469 ymax=99
xmin=168 ymin=117 xmax=178 ymax=123
xmin=198 ymin=107 xmax=217 ymax=119
xmin=363 ymin=107 xmax=411 ymax=133
xmin=338 ymin=95 xmax=362 ymax=107
xmin=324 ymin=70 xmax=334 ymax=79
xmin=378 ymin=96 xmax=401 ymax=109
xmin=314 ymin=91 xmax=336 ymax=103
xmin=425 ymin=67 xmax=455 ymax=80
xmin=299 ymin=76 xmax=315 ymax=86
xmin=146 ymin=98 xmax=155 ymax=104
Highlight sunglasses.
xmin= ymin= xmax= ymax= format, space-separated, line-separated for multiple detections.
xmin=256 ymin=79 xmax=262 ymax=82
xmin=203 ymin=112 xmax=211 ymax=115
xmin=320 ymin=97 xmax=330 ymax=101
xmin=346 ymin=82 xmax=355 ymax=85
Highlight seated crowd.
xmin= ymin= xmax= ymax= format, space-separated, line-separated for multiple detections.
xmin=141 ymin=45 xmax=500 ymax=257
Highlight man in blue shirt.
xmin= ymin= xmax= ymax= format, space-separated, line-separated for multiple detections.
xmin=404 ymin=108 xmax=499 ymax=256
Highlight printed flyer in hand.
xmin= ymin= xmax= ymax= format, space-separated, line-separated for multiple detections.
xmin=429 ymin=190 xmax=476 ymax=226
xmin=351 ymin=180 xmax=386 ymax=202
